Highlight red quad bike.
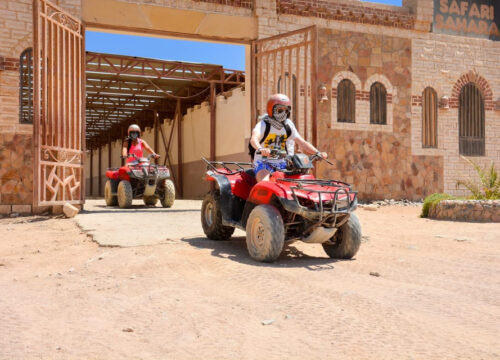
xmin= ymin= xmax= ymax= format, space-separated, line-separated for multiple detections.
xmin=104 ymin=154 xmax=175 ymax=209
xmin=201 ymin=150 xmax=361 ymax=262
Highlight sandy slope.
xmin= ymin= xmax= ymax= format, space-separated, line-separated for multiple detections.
xmin=0 ymin=205 xmax=499 ymax=360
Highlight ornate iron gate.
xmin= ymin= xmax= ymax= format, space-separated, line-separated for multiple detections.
xmin=33 ymin=0 xmax=85 ymax=206
xmin=251 ymin=26 xmax=317 ymax=145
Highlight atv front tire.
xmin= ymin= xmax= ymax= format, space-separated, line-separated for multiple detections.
xmin=117 ymin=180 xmax=133 ymax=208
xmin=104 ymin=180 xmax=118 ymax=206
xmin=322 ymin=212 xmax=362 ymax=259
xmin=160 ymin=179 xmax=175 ymax=208
xmin=246 ymin=205 xmax=284 ymax=262
xmin=201 ymin=191 xmax=234 ymax=240
xmin=143 ymin=196 xmax=158 ymax=206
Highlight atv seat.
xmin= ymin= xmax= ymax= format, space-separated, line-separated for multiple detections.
xmin=241 ymin=168 xmax=257 ymax=186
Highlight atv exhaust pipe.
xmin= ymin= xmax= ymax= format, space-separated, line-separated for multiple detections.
xmin=301 ymin=227 xmax=337 ymax=244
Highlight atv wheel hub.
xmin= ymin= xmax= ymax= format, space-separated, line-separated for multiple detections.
xmin=204 ymin=203 xmax=214 ymax=227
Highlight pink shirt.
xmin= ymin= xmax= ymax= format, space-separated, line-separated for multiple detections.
xmin=127 ymin=138 xmax=144 ymax=163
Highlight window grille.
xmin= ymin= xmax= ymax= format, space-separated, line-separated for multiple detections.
xmin=19 ymin=48 xmax=34 ymax=124
xmin=370 ymin=82 xmax=387 ymax=125
xmin=337 ymin=79 xmax=355 ymax=123
xmin=422 ymin=87 xmax=438 ymax=148
xmin=459 ymin=83 xmax=485 ymax=156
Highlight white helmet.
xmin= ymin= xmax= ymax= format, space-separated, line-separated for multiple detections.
xmin=128 ymin=124 xmax=141 ymax=135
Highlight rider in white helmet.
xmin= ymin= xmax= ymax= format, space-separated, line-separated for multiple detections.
xmin=122 ymin=124 xmax=159 ymax=162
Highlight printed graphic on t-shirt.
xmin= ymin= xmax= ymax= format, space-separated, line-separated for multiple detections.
xmin=263 ymin=133 xmax=288 ymax=150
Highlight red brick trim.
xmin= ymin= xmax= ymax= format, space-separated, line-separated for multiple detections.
xmin=196 ymin=0 xmax=253 ymax=9
xmin=0 ymin=56 xmax=20 ymax=71
xmin=334 ymin=89 xmax=392 ymax=103
xmin=412 ymin=95 xmax=422 ymax=106
xmin=277 ymin=0 xmax=415 ymax=30
xmin=451 ymin=71 xmax=494 ymax=110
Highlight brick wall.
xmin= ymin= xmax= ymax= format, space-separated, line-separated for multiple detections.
xmin=277 ymin=0 xmax=415 ymax=30
xmin=410 ymin=34 xmax=500 ymax=197
xmin=316 ymin=29 xmax=443 ymax=201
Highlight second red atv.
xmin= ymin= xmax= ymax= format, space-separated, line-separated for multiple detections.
xmin=201 ymin=150 xmax=361 ymax=262
xmin=104 ymin=154 xmax=175 ymax=209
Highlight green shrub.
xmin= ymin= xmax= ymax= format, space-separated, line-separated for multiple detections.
xmin=456 ymin=156 xmax=500 ymax=200
xmin=421 ymin=193 xmax=456 ymax=218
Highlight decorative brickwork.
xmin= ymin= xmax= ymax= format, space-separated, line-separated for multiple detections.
xmin=450 ymin=71 xmax=494 ymax=110
xmin=197 ymin=0 xmax=253 ymax=9
xmin=0 ymin=57 xmax=20 ymax=71
xmin=277 ymin=0 xmax=415 ymax=30
xmin=0 ymin=134 xmax=33 ymax=205
xmin=412 ymin=95 xmax=422 ymax=106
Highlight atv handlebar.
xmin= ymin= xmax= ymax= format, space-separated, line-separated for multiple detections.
xmin=256 ymin=149 xmax=333 ymax=166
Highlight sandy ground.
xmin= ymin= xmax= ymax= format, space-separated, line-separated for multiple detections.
xmin=0 ymin=203 xmax=499 ymax=360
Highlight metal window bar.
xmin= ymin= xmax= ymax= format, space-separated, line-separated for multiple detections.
xmin=277 ymin=72 xmax=298 ymax=124
xmin=459 ymin=83 xmax=485 ymax=156
xmin=337 ymin=79 xmax=355 ymax=123
xmin=370 ymin=82 xmax=387 ymax=125
xmin=19 ymin=48 xmax=34 ymax=124
xmin=422 ymin=87 xmax=438 ymax=148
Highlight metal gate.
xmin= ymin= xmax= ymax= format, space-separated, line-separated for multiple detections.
xmin=33 ymin=0 xmax=85 ymax=206
xmin=251 ymin=26 xmax=317 ymax=145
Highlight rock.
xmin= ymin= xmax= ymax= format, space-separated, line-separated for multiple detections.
xmin=122 ymin=328 xmax=134 ymax=332
xmin=408 ymin=245 xmax=418 ymax=250
xmin=68 ymin=267 xmax=75 ymax=273
xmin=10 ymin=213 xmax=19 ymax=218
xmin=63 ymin=203 xmax=79 ymax=218
xmin=369 ymin=272 xmax=381 ymax=277
xmin=454 ymin=237 xmax=470 ymax=242
xmin=0 ymin=263 xmax=5 ymax=267
xmin=261 ymin=319 xmax=275 ymax=326
xmin=361 ymin=235 xmax=370 ymax=242
xmin=363 ymin=205 xmax=378 ymax=211
xmin=434 ymin=235 xmax=446 ymax=238
xmin=284 ymin=314 xmax=291 ymax=320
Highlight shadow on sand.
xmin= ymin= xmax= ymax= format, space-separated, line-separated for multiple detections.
xmin=183 ymin=236 xmax=351 ymax=271
xmin=80 ymin=204 xmax=200 ymax=215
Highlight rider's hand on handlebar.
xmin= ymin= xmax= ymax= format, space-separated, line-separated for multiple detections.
xmin=258 ymin=148 xmax=271 ymax=157
xmin=320 ymin=152 xmax=328 ymax=159
xmin=152 ymin=154 xmax=160 ymax=159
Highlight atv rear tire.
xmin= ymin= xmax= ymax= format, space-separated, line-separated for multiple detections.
xmin=143 ymin=196 xmax=158 ymax=206
xmin=104 ymin=180 xmax=118 ymax=206
xmin=246 ymin=205 xmax=284 ymax=262
xmin=201 ymin=191 xmax=234 ymax=240
xmin=322 ymin=212 xmax=362 ymax=259
xmin=160 ymin=179 xmax=175 ymax=208
xmin=117 ymin=180 xmax=133 ymax=208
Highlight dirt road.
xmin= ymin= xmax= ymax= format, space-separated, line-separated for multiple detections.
xmin=0 ymin=204 xmax=499 ymax=359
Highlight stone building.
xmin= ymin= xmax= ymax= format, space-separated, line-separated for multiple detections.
xmin=0 ymin=0 xmax=499 ymax=214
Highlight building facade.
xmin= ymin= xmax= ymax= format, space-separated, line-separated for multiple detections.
xmin=0 ymin=0 xmax=499 ymax=213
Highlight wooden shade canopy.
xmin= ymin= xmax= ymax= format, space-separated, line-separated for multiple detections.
xmin=85 ymin=52 xmax=245 ymax=150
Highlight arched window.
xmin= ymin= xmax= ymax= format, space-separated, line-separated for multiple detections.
xmin=19 ymin=48 xmax=34 ymax=124
xmin=370 ymin=82 xmax=386 ymax=125
xmin=277 ymin=72 xmax=297 ymax=123
xmin=422 ymin=87 xmax=438 ymax=148
xmin=459 ymin=83 xmax=485 ymax=156
xmin=337 ymin=79 xmax=355 ymax=123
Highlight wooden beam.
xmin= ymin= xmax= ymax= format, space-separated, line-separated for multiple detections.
xmin=98 ymin=146 xmax=102 ymax=197
xmin=210 ymin=82 xmax=216 ymax=162
xmin=90 ymin=150 xmax=93 ymax=196
xmin=154 ymin=110 xmax=159 ymax=165
xmin=176 ymin=99 xmax=183 ymax=198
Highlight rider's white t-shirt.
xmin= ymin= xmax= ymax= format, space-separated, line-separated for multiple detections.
xmin=252 ymin=116 xmax=299 ymax=164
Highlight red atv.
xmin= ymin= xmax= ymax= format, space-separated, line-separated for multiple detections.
xmin=201 ymin=150 xmax=361 ymax=262
xmin=104 ymin=154 xmax=175 ymax=209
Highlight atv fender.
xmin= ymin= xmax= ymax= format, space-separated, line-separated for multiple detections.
xmin=206 ymin=172 xmax=239 ymax=227
xmin=247 ymin=181 xmax=289 ymax=205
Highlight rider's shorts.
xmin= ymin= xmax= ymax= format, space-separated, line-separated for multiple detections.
xmin=254 ymin=160 xmax=287 ymax=174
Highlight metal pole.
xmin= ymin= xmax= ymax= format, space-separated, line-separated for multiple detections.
xmin=210 ymin=82 xmax=216 ymax=162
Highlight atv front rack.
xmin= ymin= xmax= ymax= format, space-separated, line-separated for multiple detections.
xmin=277 ymin=178 xmax=358 ymax=228
xmin=202 ymin=157 xmax=253 ymax=175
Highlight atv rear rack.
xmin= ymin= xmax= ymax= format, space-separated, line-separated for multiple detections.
xmin=202 ymin=157 xmax=253 ymax=175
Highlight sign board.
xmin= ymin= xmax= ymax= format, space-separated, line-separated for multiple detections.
xmin=433 ymin=0 xmax=500 ymax=41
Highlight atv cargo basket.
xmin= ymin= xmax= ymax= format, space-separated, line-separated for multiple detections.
xmin=277 ymin=178 xmax=358 ymax=227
